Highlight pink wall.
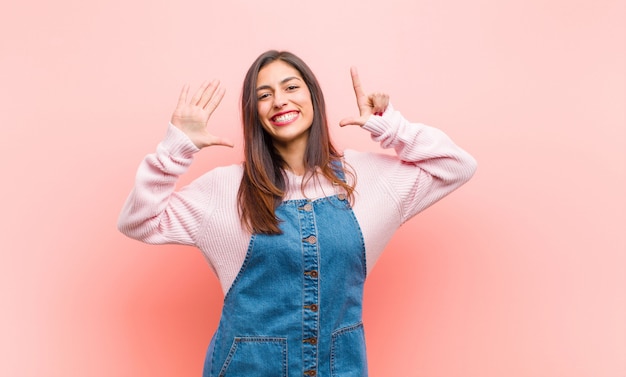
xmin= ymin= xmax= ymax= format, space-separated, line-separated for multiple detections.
xmin=1 ymin=0 xmax=624 ymax=376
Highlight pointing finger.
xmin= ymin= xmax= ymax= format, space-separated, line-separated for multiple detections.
xmin=350 ymin=66 xmax=366 ymax=102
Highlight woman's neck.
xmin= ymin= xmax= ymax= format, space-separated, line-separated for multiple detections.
xmin=274 ymin=137 xmax=308 ymax=176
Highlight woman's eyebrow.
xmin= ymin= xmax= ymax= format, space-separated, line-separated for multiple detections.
xmin=256 ymin=76 xmax=302 ymax=91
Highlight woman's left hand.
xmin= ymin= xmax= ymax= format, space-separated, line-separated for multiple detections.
xmin=339 ymin=67 xmax=389 ymax=127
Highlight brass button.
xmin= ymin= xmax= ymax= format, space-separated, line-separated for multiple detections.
xmin=305 ymin=270 xmax=318 ymax=278
xmin=304 ymin=370 xmax=316 ymax=376
xmin=303 ymin=337 xmax=317 ymax=345
xmin=303 ymin=203 xmax=313 ymax=211
xmin=337 ymin=193 xmax=346 ymax=201
xmin=308 ymin=304 xmax=318 ymax=312
xmin=305 ymin=235 xmax=317 ymax=244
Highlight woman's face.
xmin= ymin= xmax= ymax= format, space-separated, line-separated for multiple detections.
xmin=256 ymin=60 xmax=314 ymax=149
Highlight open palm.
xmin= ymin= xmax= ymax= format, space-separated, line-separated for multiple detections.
xmin=170 ymin=79 xmax=234 ymax=149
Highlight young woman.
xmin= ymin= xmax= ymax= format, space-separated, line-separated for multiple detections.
xmin=118 ymin=50 xmax=477 ymax=377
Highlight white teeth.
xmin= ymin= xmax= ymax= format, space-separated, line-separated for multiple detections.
xmin=273 ymin=112 xmax=297 ymax=123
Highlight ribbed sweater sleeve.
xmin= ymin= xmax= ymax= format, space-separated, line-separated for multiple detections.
xmin=347 ymin=104 xmax=477 ymax=270
xmin=363 ymin=104 xmax=477 ymax=222
xmin=117 ymin=124 xmax=209 ymax=245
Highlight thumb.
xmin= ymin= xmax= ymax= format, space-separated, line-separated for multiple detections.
xmin=198 ymin=134 xmax=235 ymax=148
xmin=210 ymin=137 xmax=235 ymax=148
xmin=339 ymin=116 xmax=365 ymax=127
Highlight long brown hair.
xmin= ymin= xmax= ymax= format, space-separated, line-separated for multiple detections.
xmin=237 ymin=50 xmax=355 ymax=234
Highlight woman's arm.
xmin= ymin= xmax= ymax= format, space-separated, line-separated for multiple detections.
xmin=118 ymin=125 xmax=211 ymax=244
xmin=341 ymin=67 xmax=477 ymax=222
xmin=117 ymin=80 xmax=234 ymax=244
xmin=362 ymin=106 xmax=477 ymax=222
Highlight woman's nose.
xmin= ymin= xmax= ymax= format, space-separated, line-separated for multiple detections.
xmin=273 ymin=93 xmax=287 ymax=108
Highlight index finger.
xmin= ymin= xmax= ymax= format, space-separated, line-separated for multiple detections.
xmin=350 ymin=66 xmax=367 ymax=100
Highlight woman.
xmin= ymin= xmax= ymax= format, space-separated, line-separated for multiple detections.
xmin=118 ymin=50 xmax=477 ymax=377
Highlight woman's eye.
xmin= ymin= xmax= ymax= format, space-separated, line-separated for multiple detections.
xmin=287 ymin=85 xmax=299 ymax=91
xmin=258 ymin=93 xmax=271 ymax=100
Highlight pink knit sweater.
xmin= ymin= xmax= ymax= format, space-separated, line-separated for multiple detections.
xmin=118 ymin=105 xmax=477 ymax=294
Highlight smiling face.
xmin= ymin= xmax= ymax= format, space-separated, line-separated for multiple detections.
xmin=256 ymin=60 xmax=314 ymax=150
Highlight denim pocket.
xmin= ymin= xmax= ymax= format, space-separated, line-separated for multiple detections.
xmin=218 ymin=337 xmax=287 ymax=377
xmin=330 ymin=323 xmax=368 ymax=377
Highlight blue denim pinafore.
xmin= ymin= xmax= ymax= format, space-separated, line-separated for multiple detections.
xmin=202 ymin=170 xmax=368 ymax=377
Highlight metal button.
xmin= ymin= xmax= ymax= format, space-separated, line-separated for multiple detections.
xmin=302 ymin=203 xmax=313 ymax=211
xmin=305 ymin=270 xmax=319 ymax=278
xmin=304 ymin=370 xmax=316 ymax=376
xmin=304 ymin=304 xmax=318 ymax=312
xmin=303 ymin=337 xmax=317 ymax=345
xmin=337 ymin=193 xmax=346 ymax=201
xmin=305 ymin=235 xmax=317 ymax=244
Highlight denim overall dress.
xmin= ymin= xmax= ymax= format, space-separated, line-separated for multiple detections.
xmin=202 ymin=168 xmax=368 ymax=377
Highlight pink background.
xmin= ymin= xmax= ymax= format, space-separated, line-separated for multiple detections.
xmin=1 ymin=0 xmax=624 ymax=376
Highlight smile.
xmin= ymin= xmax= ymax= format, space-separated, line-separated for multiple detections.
xmin=271 ymin=111 xmax=299 ymax=125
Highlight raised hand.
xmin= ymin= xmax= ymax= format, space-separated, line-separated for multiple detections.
xmin=339 ymin=67 xmax=390 ymax=127
xmin=170 ymin=79 xmax=234 ymax=149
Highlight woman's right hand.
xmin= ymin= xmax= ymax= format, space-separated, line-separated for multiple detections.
xmin=170 ymin=79 xmax=234 ymax=149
